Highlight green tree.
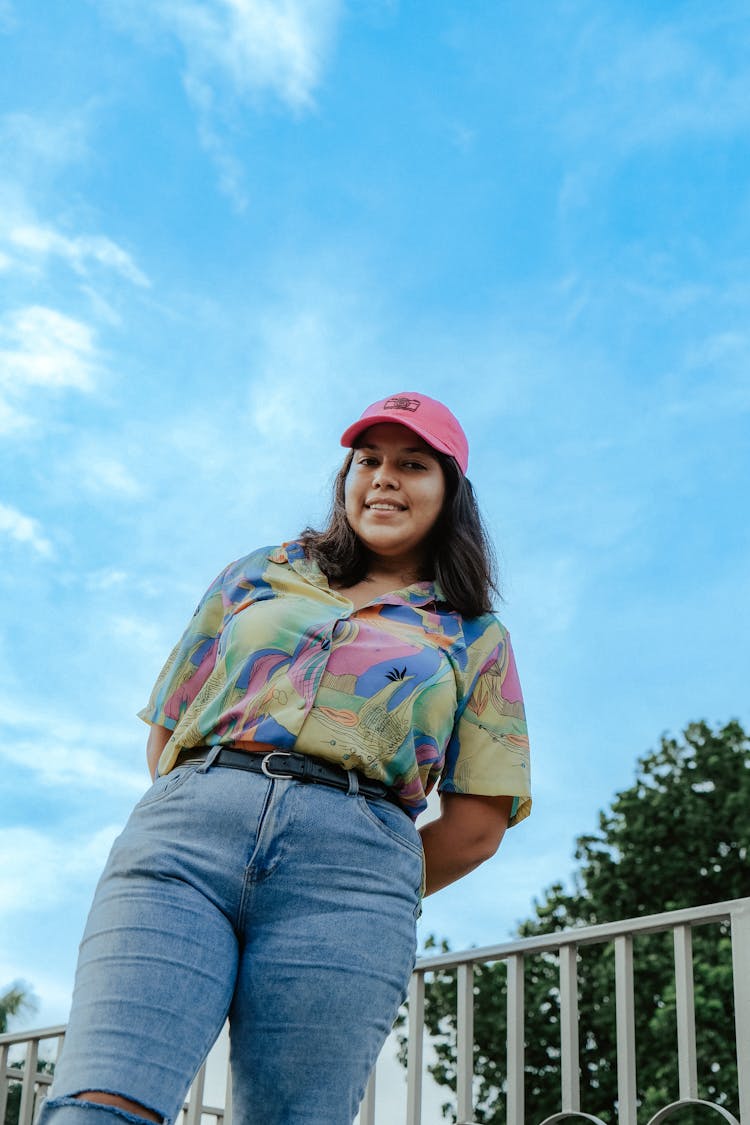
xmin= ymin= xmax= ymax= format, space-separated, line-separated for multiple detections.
xmin=418 ymin=720 xmax=750 ymax=1123
xmin=0 ymin=984 xmax=34 ymax=1035
xmin=1 ymin=982 xmax=40 ymax=1125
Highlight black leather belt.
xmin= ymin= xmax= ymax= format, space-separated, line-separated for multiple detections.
xmin=174 ymin=746 xmax=399 ymax=804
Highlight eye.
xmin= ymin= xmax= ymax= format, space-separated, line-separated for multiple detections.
xmin=356 ymin=455 xmax=379 ymax=467
xmin=403 ymin=459 xmax=428 ymax=470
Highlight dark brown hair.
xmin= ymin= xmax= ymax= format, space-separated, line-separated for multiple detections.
xmin=298 ymin=450 xmax=499 ymax=618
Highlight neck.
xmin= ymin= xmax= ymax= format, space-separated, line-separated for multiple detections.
xmin=365 ymin=554 xmax=426 ymax=588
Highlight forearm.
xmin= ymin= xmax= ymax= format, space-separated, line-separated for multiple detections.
xmin=146 ymin=723 xmax=172 ymax=780
xmin=419 ymin=793 xmax=513 ymax=896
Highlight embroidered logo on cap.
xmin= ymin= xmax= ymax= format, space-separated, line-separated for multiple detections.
xmin=383 ymin=396 xmax=421 ymax=412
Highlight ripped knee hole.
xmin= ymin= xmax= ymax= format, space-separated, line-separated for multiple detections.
xmin=73 ymin=1091 xmax=163 ymax=1124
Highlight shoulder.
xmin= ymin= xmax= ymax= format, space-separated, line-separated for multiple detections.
xmin=461 ymin=609 xmax=509 ymax=650
xmin=456 ymin=610 xmax=516 ymax=680
xmin=212 ymin=545 xmax=289 ymax=595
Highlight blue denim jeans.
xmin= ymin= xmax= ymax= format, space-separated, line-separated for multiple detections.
xmin=38 ymin=759 xmax=423 ymax=1125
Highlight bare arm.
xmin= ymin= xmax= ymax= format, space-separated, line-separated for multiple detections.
xmin=419 ymin=792 xmax=513 ymax=896
xmin=146 ymin=723 xmax=172 ymax=780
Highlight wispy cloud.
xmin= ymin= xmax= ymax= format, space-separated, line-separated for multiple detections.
xmin=0 ymin=305 xmax=97 ymax=390
xmin=0 ymin=502 xmax=52 ymax=556
xmin=182 ymin=72 xmax=250 ymax=211
xmin=108 ymin=0 xmax=342 ymax=205
xmin=138 ymin=0 xmax=343 ymax=109
xmin=0 ymin=696 xmax=147 ymax=794
xmin=0 ymin=825 xmax=122 ymax=913
xmin=0 ymin=110 xmax=89 ymax=177
xmin=7 ymin=223 xmax=150 ymax=287
xmin=0 ymin=305 xmax=100 ymax=433
xmin=0 ymin=736 xmax=146 ymax=795
xmin=0 ymin=2 xmax=15 ymax=33
xmin=64 ymin=446 xmax=145 ymax=499
xmin=559 ymin=11 xmax=750 ymax=153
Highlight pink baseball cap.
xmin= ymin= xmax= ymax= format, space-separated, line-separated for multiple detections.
xmin=340 ymin=391 xmax=469 ymax=474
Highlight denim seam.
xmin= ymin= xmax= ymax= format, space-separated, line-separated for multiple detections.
xmin=236 ymin=776 xmax=276 ymax=924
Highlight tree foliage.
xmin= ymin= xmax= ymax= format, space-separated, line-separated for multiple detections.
xmin=417 ymin=720 xmax=750 ymax=1123
xmin=1 ymin=982 xmax=41 ymax=1125
xmin=0 ymin=984 xmax=35 ymax=1036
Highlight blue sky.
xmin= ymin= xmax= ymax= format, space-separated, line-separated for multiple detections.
xmin=1 ymin=0 xmax=749 ymax=1037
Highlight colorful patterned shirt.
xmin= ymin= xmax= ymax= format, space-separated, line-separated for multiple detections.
xmin=139 ymin=542 xmax=531 ymax=823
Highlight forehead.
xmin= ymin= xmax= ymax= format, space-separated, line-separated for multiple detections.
xmin=356 ymin=422 xmax=437 ymax=456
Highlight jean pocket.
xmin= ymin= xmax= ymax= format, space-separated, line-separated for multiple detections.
xmin=355 ymin=794 xmax=425 ymax=914
xmin=135 ymin=764 xmax=198 ymax=810
xmin=355 ymin=795 xmax=422 ymax=855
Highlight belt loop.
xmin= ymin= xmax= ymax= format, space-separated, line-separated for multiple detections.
xmin=346 ymin=769 xmax=359 ymax=797
xmin=197 ymin=745 xmax=221 ymax=774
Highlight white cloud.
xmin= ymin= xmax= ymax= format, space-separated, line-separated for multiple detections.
xmin=185 ymin=74 xmax=250 ymax=211
xmin=84 ymin=568 xmax=129 ymax=591
xmin=0 ymin=397 xmax=27 ymax=435
xmin=0 ymin=825 xmax=122 ymax=914
xmin=108 ymin=0 xmax=342 ymax=203
xmin=561 ymin=14 xmax=750 ymax=153
xmin=70 ymin=450 xmax=144 ymax=499
xmin=0 ymin=502 xmax=52 ymax=556
xmin=0 ymin=305 xmax=100 ymax=433
xmin=110 ymin=615 xmax=168 ymax=663
xmin=8 ymin=223 xmax=150 ymax=287
xmin=0 ymin=734 xmax=147 ymax=796
xmin=0 ymin=111 xmax=89 ymax=175
xmin=147 ymin=0 xmax=342 ymax=110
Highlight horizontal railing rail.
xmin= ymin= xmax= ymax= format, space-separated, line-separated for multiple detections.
xmin=3 ymin=897 xmax=748 ymax=1125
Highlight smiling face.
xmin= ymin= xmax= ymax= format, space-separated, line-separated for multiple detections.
xmin=344 ymin=422 xmax=446 ymax=575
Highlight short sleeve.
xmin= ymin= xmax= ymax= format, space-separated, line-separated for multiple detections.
xmin=439 ymin=629 xmax=531 ymax=826
xmin=137 ymin=565 xmax=230 ymax=731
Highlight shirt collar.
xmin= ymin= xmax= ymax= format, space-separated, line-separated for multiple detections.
xmin=268 ymin=542 xmax=446 ymax=607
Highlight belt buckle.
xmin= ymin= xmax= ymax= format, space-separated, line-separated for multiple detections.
xmin=260 ymin=751 xmax=295 ymax=780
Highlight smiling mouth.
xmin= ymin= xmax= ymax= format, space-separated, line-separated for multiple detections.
xmin=366 ymin=502 xmax=406 ymax=511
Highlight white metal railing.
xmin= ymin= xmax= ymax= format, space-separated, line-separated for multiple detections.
xmin=3 ymin=897 xmax=748 ymax=1125
xmin=0 ymin=1028 xmax=228 ymax=1125
xmin=391 ymin=896 xmax=750 ymax=1125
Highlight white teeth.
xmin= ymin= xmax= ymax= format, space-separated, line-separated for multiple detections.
xmin=368 ymin=503 xmax=403 ymax=511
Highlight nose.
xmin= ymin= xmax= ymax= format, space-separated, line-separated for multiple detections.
xmin=372 ymin=460 xmax=400 ymax=489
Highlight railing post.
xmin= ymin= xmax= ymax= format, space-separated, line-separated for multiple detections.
xmin=359 ymin=1066 xmax=376 ymax=1125
xmin=672 ymin=923 xmax=698 ymax=1099
xmin=614 ymin=934 xmax=637 ymax=1125
xmin=184 ymin=1061 xmax=206 ymax=1125
xmin=0 ymin=1041 xmax=10 ymax=1125
xmin=731 ymin=901 xmax=750 ymax=1125
xmin=506 ymin=953 xmax=525 ymax=1125
xmin=223 ymin=1059 xmax=232 ymax=1125
xmin=18 ymin=1037 xmax=39 ymax=1125
xmin=406 ymin=971 xmax=425 ymax=1125
xmin=559 ymin=944 xmax=581 ymax=1113
xmin=456 ymin=962 xmax=474 ymax=1123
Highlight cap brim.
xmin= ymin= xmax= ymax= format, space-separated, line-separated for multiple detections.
xmin=340 ymin=415 xmax=457 ymax=462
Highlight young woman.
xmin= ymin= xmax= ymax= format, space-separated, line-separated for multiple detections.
xmin=39 ymin=392 xmax=531 ymax=1125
